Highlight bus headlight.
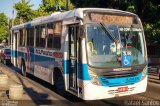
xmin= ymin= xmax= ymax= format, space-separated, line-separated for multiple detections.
xmin=88 ymin=70 xmax=101 ymax=85
xmin=141 ymin=66 xmax=147 ymax=81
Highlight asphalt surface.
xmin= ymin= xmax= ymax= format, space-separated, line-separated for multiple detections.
xmin=0 ymin=63 xmax=160 ymax=106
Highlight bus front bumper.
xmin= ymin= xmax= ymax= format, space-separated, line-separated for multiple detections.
xmin=80 ymin=76 xmax=147 ymax=100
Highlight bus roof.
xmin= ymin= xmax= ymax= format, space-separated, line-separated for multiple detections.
xmin=12 ymin=8 xmax=137 ymax=30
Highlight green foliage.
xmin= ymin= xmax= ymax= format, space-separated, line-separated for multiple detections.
xmin=14 ymin=0 xmax=35 ymax=22
xmin=13 ymin=0 xmax=74 ymax=23
xmin=34 ymin=5 xmax=47 ymax=17
xmin=71 ymin=0 xmax=160 ymax=44
xmin=40 ymin=0 xmax=74 ymax=15
xmin=0 ymin=13 xmax=8 ymax=42
xmin=0 ymin=13 xmax=8 ymax=26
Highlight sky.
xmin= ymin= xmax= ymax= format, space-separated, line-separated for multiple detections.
xmin=0 ymin=0 xmax=42 ymax=19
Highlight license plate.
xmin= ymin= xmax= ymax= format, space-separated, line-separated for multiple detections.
xmin=117 ymin=86 xmax=128 ymax=92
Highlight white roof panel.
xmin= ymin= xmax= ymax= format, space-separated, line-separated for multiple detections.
xmin=12 ymin=8 xmax=137 ymax=30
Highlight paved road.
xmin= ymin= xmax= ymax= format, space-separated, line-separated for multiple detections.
xmin=0 ymin=63 xmax=160 ymax=106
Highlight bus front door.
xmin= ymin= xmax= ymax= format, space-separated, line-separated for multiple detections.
xmin=68 ymin=25 xmax=79 ymax=93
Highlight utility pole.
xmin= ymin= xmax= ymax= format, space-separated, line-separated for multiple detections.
xmin=66 ymin=0 xmax=68 ymax=11
xmin=7 ymin=17 xmax=10 ymax=46
xmin=12 ymin=0 xmax=14 ymax=27
xmin=11 ymin=0 xmax=14 ymax=64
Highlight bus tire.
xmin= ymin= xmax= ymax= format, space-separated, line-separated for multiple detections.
xmin=21 ymin=60 xmax=26 ymax=77
xmin=54 ymin=70 xmax=66 ymax=96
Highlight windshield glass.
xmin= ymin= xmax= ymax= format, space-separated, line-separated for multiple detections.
xmin=85 ymin=23 xmax=146 ymax=68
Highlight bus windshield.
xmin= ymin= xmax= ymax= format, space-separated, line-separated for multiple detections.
xmin=86 ymin=23 xmax=146 ymax=68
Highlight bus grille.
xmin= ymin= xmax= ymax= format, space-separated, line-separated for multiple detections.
xmin=101 ymin=70 xmax=140 ymax=79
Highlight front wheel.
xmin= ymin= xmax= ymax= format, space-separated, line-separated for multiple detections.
xmin=21 ymin=61 xmax=26 ymax=77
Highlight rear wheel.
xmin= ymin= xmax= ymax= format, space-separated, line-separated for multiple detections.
xmin=21 ymin=61 xmax=26 ymax=77
xmin=54 ymin=71 xmax=66 ymax=96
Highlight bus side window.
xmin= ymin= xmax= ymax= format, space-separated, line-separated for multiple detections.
xmin=19 ymin=29 xmax=23 ymax=46
xmin=46 ymin=22 xmax=61 ymax=50
xmin=35 ymin=25 xmax=46 ymax=48
xmin=27 ymin=27 xmax=34 ymax=47
xmin=47 ymin=23 xmax=53 ymax=49
xmin=19 ymin=29 xmax=25 ymax=47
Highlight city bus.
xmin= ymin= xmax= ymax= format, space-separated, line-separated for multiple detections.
xmin=11 ymin=8 xmax=148 ymax=100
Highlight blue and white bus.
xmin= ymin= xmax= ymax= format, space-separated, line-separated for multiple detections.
xmin=11 ymin=8 xmax=148 ymax=100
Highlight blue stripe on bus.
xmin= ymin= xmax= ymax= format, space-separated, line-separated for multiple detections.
xmin=12 ymin=49 xmax=57 ymax=67
xmin=11 ymin=50 xmax=25 ymax=59
xmin=99 ymin=72 xmax=143 ymax=87
xmin=63 ymin=60 xmax=91 ymax=80
xmin=11 ymin=50 xmax=17 ymax=58
xmin=29 ymin=47 xmax=34 ymax=53
xmin=64 ymin=60 xmax=69 ymax=74
xmin=78 ymin=63 xmax=91 ymax=80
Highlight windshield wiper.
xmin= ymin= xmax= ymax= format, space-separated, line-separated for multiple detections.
xmin=100 ymin=23 xmax=118 ymax=43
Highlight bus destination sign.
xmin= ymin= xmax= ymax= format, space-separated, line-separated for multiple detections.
xmin=90 ymin=13 xmax=133 ymax=25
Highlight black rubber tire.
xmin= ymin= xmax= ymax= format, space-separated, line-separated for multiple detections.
xmin=21 ymin=61 xmax=26 ymax=77
xmin=55 ymin=71 xmax=66 ymax=96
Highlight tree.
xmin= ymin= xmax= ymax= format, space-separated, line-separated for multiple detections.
xmin=14 ymin=0 xmax=35 ymax=22
xmin=34 ymin=5 xmax=46 ymax=17
xmin=0 ymin=13 xmax=8 ymax=43
xmin=40 ymin=0 xmax=74 ymax=15
xmin=71 ymin=0 xmax=160 ymax=44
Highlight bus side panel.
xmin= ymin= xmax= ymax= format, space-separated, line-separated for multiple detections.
xmin=27 ymin=47 xmax=35 ymax=74
xmin=63 ymin=25 xmax=69 ymax=91
xmin=17 ymin=47 xmax=27 ymax=68
xmin=17 ymin=47 xmax=34 ymax=74
xmin=33 ymin=48 xmax=62 ymax=84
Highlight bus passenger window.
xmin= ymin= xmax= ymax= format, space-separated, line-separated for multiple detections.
xmin=35 ymin=25 xmax=46 ymax=48
xmin=30 ymin=28 xmax=34 ymax=46
xmin=47 ymin=23 xmax=53 ymax=48
xmin=47 ymin=22 xmax=61 ymax=49
xmin=19 ymin=29 xmax=22 ymax=46
xmin=27 ymin=27 xmax=34 ymax=47
xmin=53 ymin=36 xmax=61 ymax=49
xmin=19 ymin=29 xmax=25 ymax=46
xmin=47 ymin=34 xmax=53 ymax=48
